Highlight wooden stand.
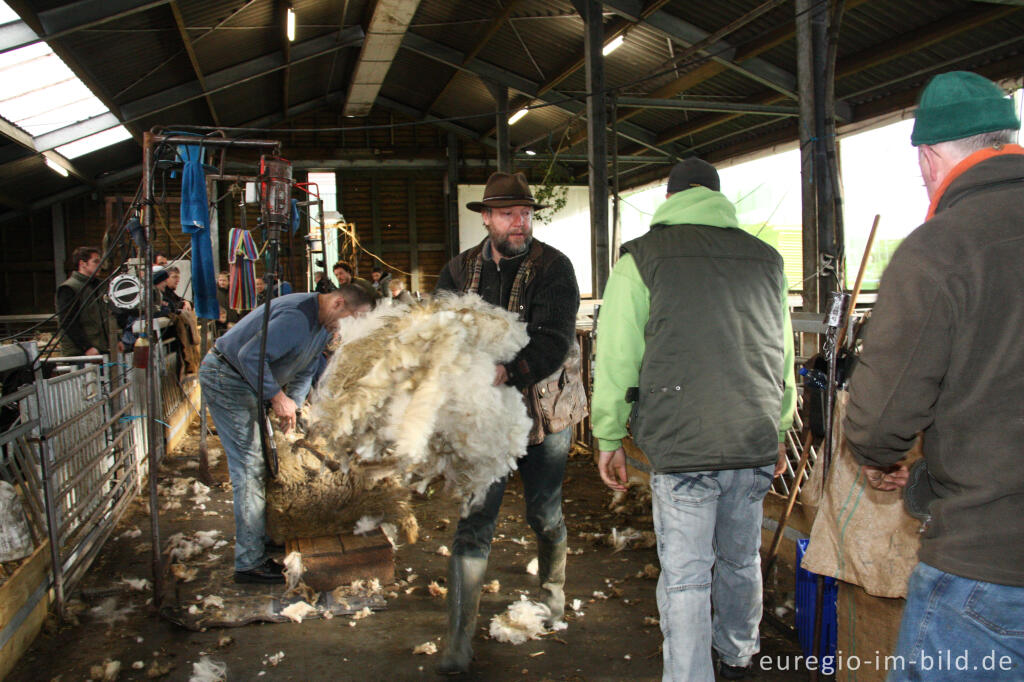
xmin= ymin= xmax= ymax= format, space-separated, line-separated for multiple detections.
xmin=285 ymin=529 xmax=394 ymax=592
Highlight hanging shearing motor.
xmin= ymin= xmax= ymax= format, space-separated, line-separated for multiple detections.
xmin=259 ymin=155 xmax=293 ymax=240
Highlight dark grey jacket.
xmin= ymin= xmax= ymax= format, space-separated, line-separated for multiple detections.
xmin=845 ymin=150 xmax=1024 ymax=587
xmin=623 ymin=222 xmax=786 ymax=473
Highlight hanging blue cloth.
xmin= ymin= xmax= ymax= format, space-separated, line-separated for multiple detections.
xmin=179 ymin=144 xmax=219 ymax=321
xmin=290 ymin=198 xmax=301 ymax=234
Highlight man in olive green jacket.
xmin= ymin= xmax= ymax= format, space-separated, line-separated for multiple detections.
xmin=592 ymin=159 xmax=794 ymax=681
xmin=56 ymin=246 xmax=111 ymax=357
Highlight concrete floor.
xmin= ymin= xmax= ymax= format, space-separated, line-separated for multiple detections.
xmin=9 ymin=423 xmax=806 ymax=681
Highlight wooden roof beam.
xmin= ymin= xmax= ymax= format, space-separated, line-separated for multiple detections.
xmin=169 ymin=1 xmax=220 ymax=126
xmin=422 ymin=0 xmax=529 ymax=117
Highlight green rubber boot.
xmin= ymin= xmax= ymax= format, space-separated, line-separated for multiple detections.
xmin=436 ymin=555 xmax=487 ymax=675
xmin=537 ymin=539 xmax=567 ymax=627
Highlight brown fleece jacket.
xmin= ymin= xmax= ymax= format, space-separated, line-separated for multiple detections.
xmin=844 ymin=147 xmax=1024 ymax=587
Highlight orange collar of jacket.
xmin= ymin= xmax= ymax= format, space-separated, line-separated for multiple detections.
xmin=926 ymin=143 xmax=1024 ymax=221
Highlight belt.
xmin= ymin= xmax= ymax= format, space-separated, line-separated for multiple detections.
xmin=209 ymin=347 xmax=261 ymax=397
xmin=210 ymin=347 xmax=243 ymax=377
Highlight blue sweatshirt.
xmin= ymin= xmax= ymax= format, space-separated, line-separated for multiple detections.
xmin=214 ymin=292 xmax=329 ymax=403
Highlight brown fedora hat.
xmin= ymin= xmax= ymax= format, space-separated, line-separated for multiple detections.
xmin=466 ymin=171 xmax=549 ymax=212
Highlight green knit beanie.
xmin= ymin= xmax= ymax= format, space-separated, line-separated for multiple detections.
xmin=911 ymin=71 xmax=1020 ymax=146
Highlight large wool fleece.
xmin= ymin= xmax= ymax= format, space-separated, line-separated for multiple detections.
xmin=308 ymin=293 xmax=533 ymax=513
xmin=265 ymin=434 xmax=419 ymax=545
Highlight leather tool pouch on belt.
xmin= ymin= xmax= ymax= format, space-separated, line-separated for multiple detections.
xmin=524 ymin=342 xmax=589 ymax=446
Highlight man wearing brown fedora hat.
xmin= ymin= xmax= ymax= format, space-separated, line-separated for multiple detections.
xmin=433 ymin=171 xmax=586 ymax=675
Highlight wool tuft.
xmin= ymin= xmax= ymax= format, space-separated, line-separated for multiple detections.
xmin=279 ymin=601 xmax=317 ymax=623
xmin=189 ymin=656 xmax=227 ymax=682
xmin=488 ymin=596 xmax=551 ymax=644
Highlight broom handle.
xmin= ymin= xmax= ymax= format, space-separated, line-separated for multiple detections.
xmin=838 ymin=214 xmax=880 ymax=349
xmin=763 ymin=431 xmax=815 ymax=575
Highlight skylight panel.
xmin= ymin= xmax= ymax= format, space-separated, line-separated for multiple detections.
xmin=56 ymin=125 xmax=132 ymax=159
xmin=0 ymin=2 xmax=129 ymax=154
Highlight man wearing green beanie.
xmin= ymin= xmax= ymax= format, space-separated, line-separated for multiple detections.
xmin=844 ymin=70 xmax=1023 ymax=680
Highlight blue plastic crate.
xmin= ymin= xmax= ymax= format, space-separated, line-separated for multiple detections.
xmin=795 ymin=538 xmax=838 ymax=662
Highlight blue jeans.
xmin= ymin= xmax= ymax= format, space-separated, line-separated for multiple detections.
xmin=451 ymin=428 xmax=571 ymax=559
xmin=651 ymin=465 xmax=775 ymax=682
xmin=887 ymin=562 xmax=1024 ymax=681
xmin=198 ymin=352 xmax=268 ymax=572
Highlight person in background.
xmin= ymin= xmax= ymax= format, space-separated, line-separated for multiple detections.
xmin=217 ymin=270 xmax=239 ymax=324
xmin=254 ymin=276 xmax=267 ymax=305
xmin=369 ymin=263 xmax=391 ymax=296
xmin=387 ymin=277 xmax=414 ymax=306
xmin=162 ymin=266 xmax=192 ymax=313
xmin=152 ymin=268 xmax=173 ymax=318
xmin=56 ymin=246 xmax=113 ymax=357
xmin=333 ymin=261 xmax=354 ymax=286
xmin=314 ymin=270 xmax=336 ymax=294
xmin=843 ymin=71 xmax=1024 ymax=681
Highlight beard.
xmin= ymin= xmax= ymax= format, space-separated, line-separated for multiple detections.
xmin=491 ymin=232 xmax=532 ymax=258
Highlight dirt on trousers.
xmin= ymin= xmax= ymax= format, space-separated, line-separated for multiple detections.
xmin=7 ymin=423 xmax=805 ymax=682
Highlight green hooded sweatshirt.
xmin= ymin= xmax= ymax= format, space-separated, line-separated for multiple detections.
xmin=592 ymin=187 xmax=795 ymax=468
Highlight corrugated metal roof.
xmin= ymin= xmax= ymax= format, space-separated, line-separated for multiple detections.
xmin=0 ymin=0 xmax=1022 ymax=209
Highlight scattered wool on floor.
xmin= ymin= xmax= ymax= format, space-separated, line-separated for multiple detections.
xmin=308 ymin=294 xmax=533 ymax=515
xmin=88 ymin=597 xmax=134 ymax=627
xmin=606 ymin=527 xmax=657 ymax=552
xmin=89 ymin=659 xmax=121 ymax=682
xmin=279 ymin=601 xmax=317 ymax=623
xmin=189 ymin=656 xmax=227 ymax=682
xmin=121 ymin=577 xmax=150 ymax=591
xmin=488 ymin=596 xmax=552 ymax=644
xmin=412 ymin=642 xmax=438 ymax=655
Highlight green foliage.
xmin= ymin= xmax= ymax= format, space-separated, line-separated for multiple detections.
xmin=533 ymin=161 xmax=571 ymax=224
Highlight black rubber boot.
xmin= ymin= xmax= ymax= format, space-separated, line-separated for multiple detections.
xmin=436 ymin=555 xmax=488 ymax=675
xmin=537 ymin=539 xmax=567 ymax=627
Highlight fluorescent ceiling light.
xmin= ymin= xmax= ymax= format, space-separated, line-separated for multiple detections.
xmin=45 ymin=156 xmax=69 ymax=177
xmin=603 ymin=35 xmax=624 ymax=56
xmin=56 ymin=125 xmax=132 ymax=159
xmin=524 ymin=149 xmax=537 ymax=156
xmin=508 ymin=109 xmax=528 ymax=125
xmin=286 ymin=8 xmax=296 ymax=41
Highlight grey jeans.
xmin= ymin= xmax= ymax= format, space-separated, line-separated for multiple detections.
xmin=651 ymin=465 xmax=775 ymax=681
xmin=451 ymin=428 xmax=572 ymax=559
xmin=198 ymin=352 xmax=269 ymax=572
